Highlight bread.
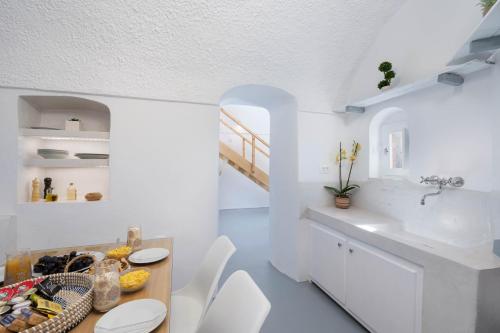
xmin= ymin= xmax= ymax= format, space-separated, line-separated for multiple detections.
xmin=84 ymin=192 xmax=103 ymax=201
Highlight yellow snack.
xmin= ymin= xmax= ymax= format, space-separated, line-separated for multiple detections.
xmin=106 ymin=246 xmax=132 ymax=260
xmin=120 ymin=269 xmax=151 ymax=290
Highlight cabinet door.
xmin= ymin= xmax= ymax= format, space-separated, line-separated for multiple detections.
xmin=346 ymin=240 xmax=422 ymax=333
xmin=309 ymin=223 xmax=347 ymax=304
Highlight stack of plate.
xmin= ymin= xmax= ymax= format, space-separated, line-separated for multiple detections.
xmin=128 ymin=248 xmax=170 ymax=264
xmin=75 ymin=153 xmax=109 ymax=159
xmin=38 ymin=149 xmax=69 ymax=159
xmin=94 ymin=299 xmax=167 ymax=333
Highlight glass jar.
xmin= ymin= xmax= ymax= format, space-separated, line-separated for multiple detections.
xmin=93 ymin=259 xmax=121 ymax=312
xmin=4 ymin=249 xmax=32 ymax=285
xmin=127 ymin=226 xmax=142 ymax=252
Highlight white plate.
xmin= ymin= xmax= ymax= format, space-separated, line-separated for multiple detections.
xmin=0 ymin=266 xmax=4 ymax=284
xmin=128 ymin=248 xmax=169 ymax=264
xmin=77 ymin=251 xmax=106 ymax=261
xmin=94 ymin=299 xmax=167 ymax=333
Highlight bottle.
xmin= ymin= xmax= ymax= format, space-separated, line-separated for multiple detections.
xmin=45 ymin=187 xmax=53 ymax=202
xmin=31 ymin=177 xmax=41 ymax=202
xmin=67 ymin=182 xmax=77 ymax=201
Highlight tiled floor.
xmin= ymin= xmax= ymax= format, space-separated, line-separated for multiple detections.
xmin=219 ymin=207 xmax=368 ymax=333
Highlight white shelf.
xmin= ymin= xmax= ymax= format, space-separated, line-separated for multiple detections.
xmin=24 ymin=158 xmax=109 ymax=168
xmin=20 ymin=128 xmax=110 ymax=141
xmin=449 ymin=1 xmax=500 ymax=65
xmin=340 ymin=60 xmax=492 ymax=113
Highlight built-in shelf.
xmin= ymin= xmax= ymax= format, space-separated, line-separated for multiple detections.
xmin=449 ymin=1 xmax=500 ymax=65
xmin=340 ymin=60 xmax=492 ymax=113
xmin=24 ymin=158 xmax=109 ymax=168
xmin=20 ymin=128 xmax=110 ymax=141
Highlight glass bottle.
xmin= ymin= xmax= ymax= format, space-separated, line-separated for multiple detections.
xmin=93 ymin=260 xmax=121 ymax=312
xmin=67 ymin=182 xmax=77 ymax=201
xmin=127 ymin=225 xmax=142 ymax=252
xmin=4 ymin=249 xmax=32 ymax=285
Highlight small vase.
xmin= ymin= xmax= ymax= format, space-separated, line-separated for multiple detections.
xmin=335 ymin=196 xmax=351 ymax=209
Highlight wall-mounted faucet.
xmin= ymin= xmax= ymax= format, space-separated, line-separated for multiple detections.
xmin=419 ymin=176 xmax=465 ymax=205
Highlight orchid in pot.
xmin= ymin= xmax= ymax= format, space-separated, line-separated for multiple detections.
xmin=324 ymin=141 xmax=361 ymax=209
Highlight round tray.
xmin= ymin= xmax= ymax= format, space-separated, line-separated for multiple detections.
xmin=3 ymin=273 xmax=94 ymax=333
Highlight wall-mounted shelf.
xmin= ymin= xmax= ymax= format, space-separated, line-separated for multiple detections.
xmin=339 ymin=60 xmax=492 ymax=113
xmin=20 ymin=128 xmax=110 ymax=141
xmin=24 ymin=159 xmax=109 ymax=168
xmin=449 ymin=1 xmax=500 ymax=65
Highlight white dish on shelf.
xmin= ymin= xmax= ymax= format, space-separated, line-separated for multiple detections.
xmin=94 ymin=299 xmax=167 ymax=333
xmin=128 ymin=248 xmax=170 ymax=264
xmin=37 ymin=149 xmax=69 ymax=159
xmin=75 ymin=153 xmax=109 ymax=159
xmin=0 ymin=266 xmax=4 ymax=284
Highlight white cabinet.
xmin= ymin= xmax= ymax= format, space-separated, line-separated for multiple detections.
xmin=309 ymin=223 xmax=422 ymax=333
xmin=309 ymin=223 xmax=347 ymax=304
xmin=346 ymin=239 xmax=422 ymax=333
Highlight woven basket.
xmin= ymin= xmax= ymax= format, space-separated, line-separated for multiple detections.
xmin=4 ymin=273 xmax=94 ymax=333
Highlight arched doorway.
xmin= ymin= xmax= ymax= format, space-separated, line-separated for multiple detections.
xmin=219 ymin=84 xmax=303 ymax=280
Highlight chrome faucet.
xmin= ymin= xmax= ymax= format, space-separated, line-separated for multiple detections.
xmin=419 ymin=176 xmax=464 ymax=205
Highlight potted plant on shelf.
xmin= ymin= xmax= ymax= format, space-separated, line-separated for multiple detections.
xmin=377 ymin=61 xmax=396 ymax=91
xmin=478 ymin=0 xmax=497 ymax=16
xmin=324 ymin=141 xmax=361 ymax=209
xmin=65 ymin=118 xmax=80 ymax=131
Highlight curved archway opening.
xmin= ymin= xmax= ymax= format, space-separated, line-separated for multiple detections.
xmin=369 ymin=107 xmax=409 ymax=179
xmin=219 ymin=84 xmax=302 ymax=280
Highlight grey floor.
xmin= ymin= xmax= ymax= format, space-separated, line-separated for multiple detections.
xmin=219 ymin=207 xmax=368 ymax=333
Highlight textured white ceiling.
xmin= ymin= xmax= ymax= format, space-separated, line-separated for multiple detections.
xmin=0 ymin=0 xmax=406 ymax=112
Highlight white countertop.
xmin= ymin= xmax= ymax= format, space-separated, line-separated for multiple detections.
xmin=307 ymin=205 xmax=500 ymax=271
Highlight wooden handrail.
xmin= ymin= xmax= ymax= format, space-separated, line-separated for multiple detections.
xmin=219 ymin=108 xmax=270 ymax=174
xmin=220 ymin=108 xmax=270 ymax=148
xmin=219 ymin=118 xmax=270 ymax=157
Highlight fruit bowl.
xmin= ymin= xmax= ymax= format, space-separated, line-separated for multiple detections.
xmin=106 ymin=246 xmax=132 ymax=260
xmin=119 ymin=268 xmax=151 ymax=293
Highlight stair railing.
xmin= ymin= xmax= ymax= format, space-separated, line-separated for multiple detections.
xmin=220 ymin=108 xmax=270 ymax=173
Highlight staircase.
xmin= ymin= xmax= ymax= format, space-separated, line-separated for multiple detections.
xmin=219 ymin=108 xmax=270 ymax=191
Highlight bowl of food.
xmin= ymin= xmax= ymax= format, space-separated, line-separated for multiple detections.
xmin=119 ymin=268 xmax=151 ymax=293
xmin=106 ymin=246 xmax=132 ymax=261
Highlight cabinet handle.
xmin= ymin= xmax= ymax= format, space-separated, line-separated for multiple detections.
xmin=337 ymin=242 xmax=342 ymax=248
xmin=349 ymin=248 xmax=354 ymax=254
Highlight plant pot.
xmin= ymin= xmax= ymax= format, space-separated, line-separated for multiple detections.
xmin=335 ymin=196 xmax=351 ymax=209
xmin=65 ymin=120 xmax=80 ymax=131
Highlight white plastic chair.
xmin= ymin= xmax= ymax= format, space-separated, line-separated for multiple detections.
xmin=170 ymin=235 xmax=236 ymax=333
xmin=196 ymin=270 xmax=271 ymax=333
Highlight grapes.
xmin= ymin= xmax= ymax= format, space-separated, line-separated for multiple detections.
xmin=33 ymin=253 xmax=94 ymax=275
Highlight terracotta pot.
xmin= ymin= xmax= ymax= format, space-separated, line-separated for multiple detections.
xmin=335 ymin=196 xmax=351 ymax=209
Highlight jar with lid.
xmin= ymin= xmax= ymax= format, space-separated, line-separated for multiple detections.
xmin=93 ymin=260 xmax=121 ymax=312
xmin=127 ymin=226 xmax=142 ymax=252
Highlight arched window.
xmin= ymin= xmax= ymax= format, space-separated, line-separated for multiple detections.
xmin=369 ymin=107 xmax=409 ymax=178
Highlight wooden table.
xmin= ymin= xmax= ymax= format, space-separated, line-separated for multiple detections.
xmin=31 ymin=238 xmax=173 ymax=332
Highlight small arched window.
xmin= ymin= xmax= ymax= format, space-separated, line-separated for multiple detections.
xmin=369 ymin=107 xmax=409 ymax=178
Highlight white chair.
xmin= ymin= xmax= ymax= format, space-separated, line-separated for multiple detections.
xmin=170 ymin=235 xmax=236 ymax=333
xmin=196 ymin=270 xmax=271 ymax=333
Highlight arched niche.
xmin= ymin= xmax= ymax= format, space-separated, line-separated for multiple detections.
xmin=220 ymin=84 xmax=303 ymax=280
xmin=369 ymin=107 xmax=409 ymax=179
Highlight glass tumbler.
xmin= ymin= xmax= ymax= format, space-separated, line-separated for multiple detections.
xmin=93 ymin=259 xmax=121 ymax=312
xmin=127 ymin=225 xmax=142 ymax=252
xmin=4 ymin=249 xmax=32 ymax=285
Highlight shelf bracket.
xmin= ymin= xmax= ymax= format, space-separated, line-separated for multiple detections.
xmin=437 ymin=72 xmax=464 ymax=86
xmin=345 ymin=105 xmax=365 ymax=113
xmin=470 ymin=35 xmax=500 ymax=54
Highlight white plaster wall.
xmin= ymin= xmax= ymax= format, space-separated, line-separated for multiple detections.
xmin=0 ymin=88 xmax=219 ymax=289
xmin=336 ymin=0 xmax=483 ymax=108
xmin=219 ymin=105 xmax=269 ymax=209
xmin=0 ymin=0 xmax=406 ymax=113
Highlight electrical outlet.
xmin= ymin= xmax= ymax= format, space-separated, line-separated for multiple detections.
xmin=320 ymin=165 xmax=330 ymax=174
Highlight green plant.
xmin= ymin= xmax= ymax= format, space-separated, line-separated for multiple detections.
xmin=377 ymin=61 xmax=396 ymax=90
xmin=478 ymin=0 xmax=497 ymax=16
xmin=324 ymin=141 xmax=361 ymax=198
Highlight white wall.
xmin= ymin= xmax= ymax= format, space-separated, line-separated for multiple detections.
xmin=219 ymin=105 xmax=269 ymax=210
xmin=335 ymin=0 xmax=483 ymax=108
xmin=0 ymin=88 xmax=219 ymax=289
